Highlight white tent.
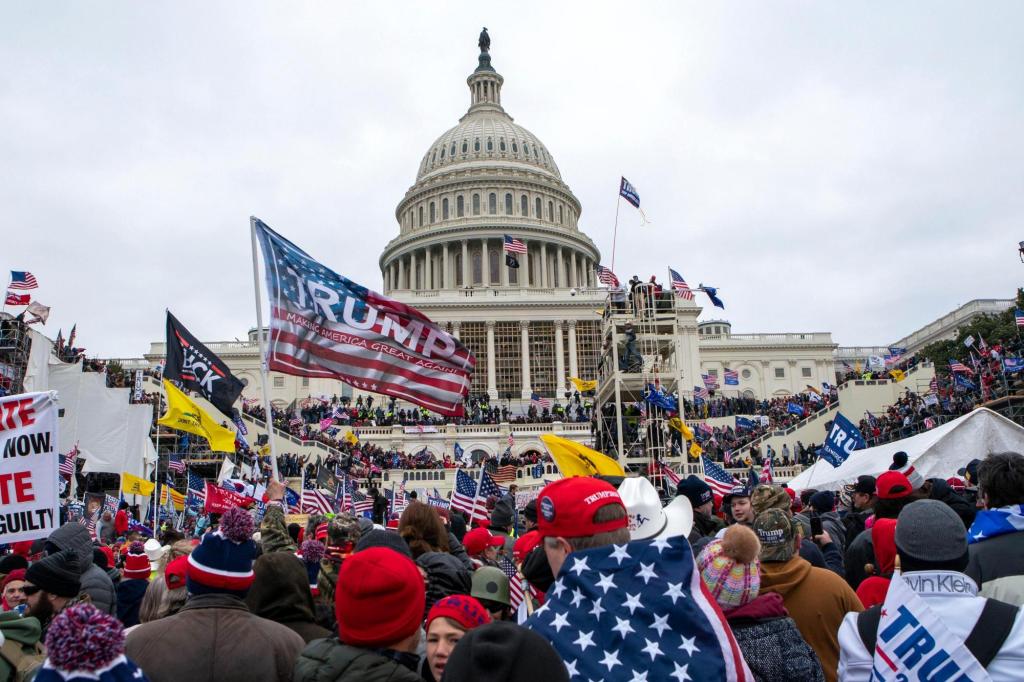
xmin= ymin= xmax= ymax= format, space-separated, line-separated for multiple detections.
xmin=788 ymin=408 xmax=1024 ymax=491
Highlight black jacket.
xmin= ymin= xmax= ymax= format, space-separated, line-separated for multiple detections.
xmin=293 ymin=639 xmax=421 ymax=682
xmin=246 ymin=552 xmax=332 ymax=643
xmin=966 ymin=530 xmax=1024 ymax=607
xmin=928 ymin=478 xmax=976 ymax=529
xmin=116 ymin=578 xmax=149 ymax=627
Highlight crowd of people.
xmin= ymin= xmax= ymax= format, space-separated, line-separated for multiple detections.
xmin=4 ymin=445 xmax=1022 ymax=681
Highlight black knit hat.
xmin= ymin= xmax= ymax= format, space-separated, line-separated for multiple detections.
xmin=520 ymin=499 xmax=538 ymax=524
xmin=354 ymin=529 xmax=412 ymax=558
xmin=26 ymin=549 xmax=81 ymax=598
xmin=0 ymin=554 xmax=28 ymax=576
xmin=443 ymin=621 xmax=569 ymax=682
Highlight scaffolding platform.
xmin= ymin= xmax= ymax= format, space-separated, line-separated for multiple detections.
xmin=0 ymin=314 xmax=35 ymax=396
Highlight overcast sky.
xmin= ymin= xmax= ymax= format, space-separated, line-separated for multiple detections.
xmin=3 ymin=2 xmax=1021 ymax=358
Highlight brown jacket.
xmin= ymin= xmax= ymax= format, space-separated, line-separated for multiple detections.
xmin=125 ymin=593 xmax=305 ymax=682
xmin=760 ymin=556 xmax=863 ymax=682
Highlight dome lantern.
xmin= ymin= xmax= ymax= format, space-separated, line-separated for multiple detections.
xmin=467 ymin=28 xmax=504 ymax=115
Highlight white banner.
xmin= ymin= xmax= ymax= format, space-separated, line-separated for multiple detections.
xmin=0 ymin=391 xmax=60 ymax=543
xmin=868 ymin=355 xmax=886 ymax=371
xmin=403 ymin=425 xmax=439 ymax=434
xmin=133 ymin=369 xmax=144 ymax=402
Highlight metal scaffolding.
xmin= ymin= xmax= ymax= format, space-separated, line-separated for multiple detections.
xmin=0 ymin=314 xmax=34 ymax=396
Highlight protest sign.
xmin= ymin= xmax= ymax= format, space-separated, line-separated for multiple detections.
xmin=204 ymin=483 xmax=254 ymax=514
xmin=817 ymin=412 xmax=865 ymax=468
xmin=0 ymin=391 xmax=60 ymax=543
xmin=285 ymin=513 xmax=309 ymax=527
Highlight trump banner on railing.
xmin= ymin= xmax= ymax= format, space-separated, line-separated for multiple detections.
xmin=0 ymin=392 xmax=59 ymax=543
xmin=253 ymin=218 xmax=475 ymax=416
xmin=817 ymin=412 xmax=865 ymax=468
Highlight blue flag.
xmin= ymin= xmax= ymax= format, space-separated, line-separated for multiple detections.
xmin=526 ymin=536 xmax=749 ymax=680
xmin=699 ymin=286 xmax=725 ymax=309
xmin=1003 ymin=358 xmax=1024 ymax=374
xmin=735 ymin=416 xmax=754 ymax=431
xmin=619 ymin=176 xmax=640 ymax=208
xmin=786 ymin=402 xmax=804 ymax=416
xmin=954 ymin=374 xmax=976 ymax=390
xmin=644 ymin=384 xmax=678 ymax=412
xmin=817 ymin=412 xmax=865 ymax=467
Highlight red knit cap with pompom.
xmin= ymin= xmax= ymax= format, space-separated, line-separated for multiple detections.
xmin=300 ymin=539 xmax=325 ymax=565
xmin=128 ymin=540 xmax=146 ymax=555
xmin=44 ymin=603 xmax=125 ymax=672
xmin=219 ymin=506 xmax=255 ymax=543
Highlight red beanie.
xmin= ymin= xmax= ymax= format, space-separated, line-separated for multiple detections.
xmin=2 ymin=569 xmax=25 ymax=589
xmin=122 ymin=553 xmax=151 ymax=581
xmin=335 ymin=547 xmax=425 ymax=647
xmin=426 ymin=595 xmax=491 ymax=632
xmin=98 ymin=546 xmax=116 ymax=571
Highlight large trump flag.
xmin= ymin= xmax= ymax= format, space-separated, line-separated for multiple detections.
xmin=253 ymin=218 xmax=475 ymax=416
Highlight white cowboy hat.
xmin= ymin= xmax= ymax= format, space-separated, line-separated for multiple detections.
xmin=618 ymin=477 xmax=693 ymax=541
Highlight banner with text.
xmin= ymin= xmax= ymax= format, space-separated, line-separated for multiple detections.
xmin=0 ymin=392 xmax=60 ymax=543
xmin=817 ymin=412 xmax=865 ymax=468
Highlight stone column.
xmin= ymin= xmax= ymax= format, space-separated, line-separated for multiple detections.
xmin=556 ymin=246 xmax=564 ymax=288
xmin=570 ymin=251 xmax=578 ymax=288
xmin=520 ymin=320 xmax=532 ymax=399
xmin=500 ymin=242 xmax=509 ymax=287
xmin=540 ymin=243 xmax=548 ymax=288
xmin=461 ymin=240 xmax=469 ymax=287
xmin=486 ymin=321 xmax=497 ymax=399
xmin=425 ymin=246 xmax=433 ymax=289
xmin=451 ymin=321 xmax=461 ymax=340
xmin=568 ymin=320 xmax=579 ymax=381
xmin=760 ymin=361 xmax=770 ymax=399
xmin=522 ymin=241 xmax=530 ymax=288
xmin=397 ymin=257 xmax=405 ymax=290
xmin=482 ymin=238 xmax=490 ymax=286
xmin=554 ymin=321 xmax=566 ymax=394
xmin=442 ymin=243 xmax=449 ymax=289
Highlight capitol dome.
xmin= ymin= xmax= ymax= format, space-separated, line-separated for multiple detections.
xmin=380 ymin=31 xmax=600 ymax=296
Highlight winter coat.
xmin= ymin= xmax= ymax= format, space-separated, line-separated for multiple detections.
xmin=246 ymin=552 xmax=331 ymax=644
xmin=842 ymin=509 xmax=871 ymax=549
xmin=126 ymin=593 xmax=305 ymax=682
xmin=966 ymin=529 xmax=1024 ymax=607
xmin=844 ymin=528 xmax=873 ymax=590
xmin=760 ymin=556 xmax=864 ymax=682
xmin=416 ymin=551 xmax=472 ymax=618
xmin=0 ymin=611 xmax=43 ymax=682
xmin=115 ymin=578 xmax=149 ymax=628
xmin=928 ymin=478 xmax=976 ymax=529
xmin=446 ymin=532 xmax=473 ymax=571
xmin=725 ymin=592 xmax=825 ymax=682
xmin=46 ymin=523 xmax=116 ymax=615
xmin=293 ymin=638 xmax=421 ymax=682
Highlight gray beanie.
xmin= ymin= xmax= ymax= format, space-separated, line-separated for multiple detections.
xmin=354 ymin=529 xmax=412 ymax=558
xmin=895 ymin=499 xmax=967 ymax=562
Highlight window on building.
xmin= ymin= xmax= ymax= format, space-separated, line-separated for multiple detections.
xmin=418 ymin=206 xmax=424 ymax=227
xmin=454 ymin=252 xmax=463 ymax=286
xmin=488 ymin=193 xmax=497 ymax=215
xmin=486 ymin=138 xmax=493 ymax=151
xmin=520 ymin=194 xmax=528 ymax=215
xmin=801 ymin=367 xmax=812 ymax=378
xmin=535 ymin=197 xmax=542 ymax=218
xmin=474 ymin=138 xmax=480 ymax=152
xmin=499 ymin=138 xmax=506 ymax=152
xmin=558 ymin=205 xmax=564 ymax=224
xmin=512 ymin=141 xmax=518 ymax=153
xmin=450 ymin=142 xmax=456 ymax=156
xmin=548 ymin=201 xmax=554 ymax=220
xmin=472 ymin=250 xmax=482 ymax=284
xmin=461 ymin=140 xmax=468 ymax=154
xmin=429 ymin=202 xmax=435 ymax=223
xmin=273 ymin=376 xmax=285 ymax=388
xmin=742 ymin=369 xmax=752 ymax=379
xmin=489 ymin=249 xmax=500 ymax=284
xmin=457 ymin=196 xmax=465 ymax=217
xmin=774 ymin=367 xmax=785 ymax=379
xmin=301 ymin=377 xmax=309 ymax=387
xmin=523 ymin=142 xmax=530 ymax=156
xmin=439 ymin=146 xmax=445 ymax=160
xmin=708 ymin=369 xmax=718 ymax=377
xmin=442 ymin=198 xmax=449 ymax=220
xmin=473 ymin=194 xmax=480 ymax=215
xmin=509 ymin=262 xmax=518 ymax=285
xmin=505 ymin=193 xmax=513 ymax=215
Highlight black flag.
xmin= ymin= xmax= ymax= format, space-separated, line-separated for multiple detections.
xmin=505 ymin=253 xmax=519 ymax=269
xmin=164 ymin=311 xmax=244 ymax=418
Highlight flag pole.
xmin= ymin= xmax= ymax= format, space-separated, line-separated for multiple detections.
xmin=610 ymin=191 xmax=621 ymax=274
xmin=468 ymin=465 xmax=486 ymax=527
xmin=152 ymin=425 xmax=161 ymax=536
xmin=250 ymin=217 xmax=281 ymax=481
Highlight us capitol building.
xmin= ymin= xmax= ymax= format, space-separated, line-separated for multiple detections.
xmin=140 ymin=32 xmax=842 ymax=461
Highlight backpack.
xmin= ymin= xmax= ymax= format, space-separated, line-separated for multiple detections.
xmin=856 ymin=598 xmax=1019 ymax=668
xmin=0 ymin=637 xmax=46 ymax=682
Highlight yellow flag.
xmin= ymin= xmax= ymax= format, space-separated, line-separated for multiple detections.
xmin=854 ymin=360 xmax=862 ymax=374
xmin=689 ymin=442 xmax=703 ymax=460
xmin=570 ymin=377 xmax=598 ymax=393
xmin=666 ymin=417 xmax=695 ymax=441
xmin=539 ymin=434 xmax=625 ymax=478
xmin=890 ymin=369 xmax=906 ymax=383
xmin=122 ymin=471 xmax=155 ymax=496
xmin=158 ymin=379 xmax=237 ymax=453
xmin=344 ymin=430 xmax=359 ymax=446
xmin=159 ymin=485 xmax=186 ymax=511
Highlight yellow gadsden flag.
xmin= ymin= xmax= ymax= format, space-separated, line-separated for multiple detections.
xmin=890 ymin=369 xmax=906 ymax=383
xmin=540 ymin=434 xmax=625 ymax=478
xmin=570 ymin=377 xmax=598 ymax=393
xmin=158 ymin=379 xmax=237 ymax=453
xmin=122 ymin=471 xmax=155 ymax=496
xmin=666 ymin=417 xmax=695 ymax=441
xmin=160 ymin=485 xmax=186 ymax=511
xmin=689 ymin=442 xmax=703 ymax=460
xmin=344 ymin=430 xmax=359 ymax=446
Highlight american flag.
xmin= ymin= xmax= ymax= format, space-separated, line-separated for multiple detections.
xmin=596 ymin=265 xmax=620 ymax=287
xmin=168 ymin=451 xmax=186 ymax=474
xmin=702 ymin=455 xmax=738 ymax=497
xmin=58 ymin=444 xmax=79 ymax=477
xmin=500 ymin=554 xmax=526 ymax=611
xmin=9 ymin=271 xmax=38 ymax=290
xmin=659 ymin=463 xmax=681 ymax=487
xmin=759 ymin=460 xmax=774 ymax=484
xmin=949 ymin=358 xmax=974 ymax=375
xmin=302 ymin=488 xmax=333 ymax=515
xmin=285 ymin=487 xmax=302 ymax=514
xmin=450 ymin=469 xmax=491 ymax=524
xmin=84 ymin=513 xmax=98 ymax=541
xmin=289 ymin=416 xmax=303 ymax=428
xmin=723 ymin=449 xmax=733 ymax=466
xmin=526 ymin=536 xmax=751 ymax=681
xmin=701 ymin=374 xmax=719 ymax=390
xmin=187 ymin=470 xmax=207 ymax=507
xmin=669 ymin=268 xmax=695 ymax=300
xmin=254 ymin=219 xmax=474 ymax=417
xmin=929 ymin=377 xmax=939 ymax=394
xmin=503 ymin=235 xmax=527 ymax=254
xmin=1016 ymin=309 xmax=1024 ymax=328
xmin=693 ymin=385 xmax=710 ymax=400
xmin=491 ymin=464 xmax=518 ymax=485
xmin=530 ymin=392 xmax=552 ymax=410
xmin=723 ymin=369 xmax=739 ymax=385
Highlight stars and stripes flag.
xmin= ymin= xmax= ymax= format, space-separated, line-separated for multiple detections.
xmin=253 ymin=218 xmax=475 ymax=417
xmin=949 ymin=358 xmax=974 ymax=375
xmin=289 ymin=416 xmax=303 ymax=428
xmin=723 ymin=369 xmax=739 ymax=386
xmin=503 ymin=235 xmax=527 ymax=254
xmin=450 ymin=469 xmax=494 ymax=524
xmin=701 ymin=374 xmax=719 ymax=390
xmin=490 ymin=464 xmax=518 ymax=485
xmin=530 ymin=392 xmax=552 ymax=410
xmin=1016 ymin=309 xmax=1024 ymax=328
xmin=669 ymin=268 xmax=695 ymax=300
xmin=187 ymin=470 xmax=207 ymax=507
xmin=350 ymin=485 xmax=374 ymax=515
xmin=58 ymin=443 xmax=79 ymax=477
xmin=659 ymin=462 xmax=681 ymax=487
xmin=526 ymin=536 xmax=751 ymax=681
xmin=693 ymin=385 xmax=710 ymax=400
xmin=596 ymin=265 xmax=620 ymax=287
xmin=759 ymin=460 xmax=774 ymax=484
xmin=702 ymin=455 xmax=738 ymax=497
xmin=500 ymin=554 xmax=526 ymax=612
xmin=929 ymin=377 xmax=939 ymax=394
xmin=301 ymin=488 xmax=334 ymax=515
xmin=168 ymin=451 xmax=186 ymax=474
xmin=8 ymin=271 xmax=38 ymax=290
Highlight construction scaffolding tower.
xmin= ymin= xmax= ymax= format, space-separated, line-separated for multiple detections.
xmin=593 ymin=283 xmax=701 ymax=471
xmin=0 ymin=314 xmax=35 ymax=396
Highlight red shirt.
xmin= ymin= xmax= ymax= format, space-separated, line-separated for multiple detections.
xmin=114 ymin=509 xmax=129 ymax=535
